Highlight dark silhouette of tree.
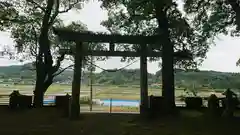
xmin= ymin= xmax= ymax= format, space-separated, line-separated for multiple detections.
xmin=99 ymin=0 xmax=209 ymax=112
xmin=184 ymin=0 xmax=240 ymax=66
xmin=1 ymin=0 xmax=105 ymax=107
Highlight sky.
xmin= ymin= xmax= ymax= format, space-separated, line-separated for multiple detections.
xmin=1 ymin=1 xmax=240 ymax=74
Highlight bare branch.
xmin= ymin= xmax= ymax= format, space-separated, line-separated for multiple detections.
xmin=53 ymin=64 xmax=74 ymax=77
xmin=51 ymin=52 xmax=66 ymax=77
xmin=26 ymin=0 xmax=46 ymax=12
xmin=236 ymin=58 xmax=240 ymax=66
xmin=59 ymin=1 xmax=80 ymax=13
xmin=30 ymin=46 xmax=37 ymax=56
xmin=32 ymin=24 xmax=38 ymax=46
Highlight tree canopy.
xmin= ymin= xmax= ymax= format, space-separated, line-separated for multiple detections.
xmin=184 ymin=0 xmax=240 ymax=65
xmin=0 ymin=0 xmax=106 ymax=107
xmin=0 ymin=1 xmax=18 ymax=30
xmin=99 ymin=0 xmax=210 ymax=69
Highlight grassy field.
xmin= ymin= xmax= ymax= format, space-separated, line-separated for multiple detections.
xmin=0 ymin=107 xmax=240 ymax=135
xmin=0 ymin=83 xmax=225 ymax=100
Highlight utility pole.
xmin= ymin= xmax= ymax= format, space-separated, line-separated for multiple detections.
xmin=90 ymin=55 xmax=93 ymax=111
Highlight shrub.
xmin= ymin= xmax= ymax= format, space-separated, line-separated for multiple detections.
xmin=18 ymin=95 xmax=32 ymax=108
xmin=177 ymin=95 xmax=186 ymax=101
xmin=9 ymin=90 xmax=20 ymax=109
xmin=9 ymin=91 xmax=32 ymax=109
xmin=221 ymin=97 xmax=239 ymax=109
xmin=207 ymin=94 xmax=220 ymax=117
xmin=185 ymin=97 xmax=203 ymax=109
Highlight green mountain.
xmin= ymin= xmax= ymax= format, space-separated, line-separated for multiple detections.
xmin=0 ymin=64 xmax=240 ymax=90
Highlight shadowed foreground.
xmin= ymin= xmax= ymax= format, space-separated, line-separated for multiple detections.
xmin=0 ymin=107 xmax=239 ymax=135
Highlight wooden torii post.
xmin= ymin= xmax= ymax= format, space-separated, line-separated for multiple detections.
xmin=53 ymin=28 xmax=179 ymax=118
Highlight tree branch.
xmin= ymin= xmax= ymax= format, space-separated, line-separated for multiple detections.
xmin=26 ymin=0 xmax=46 ymax=12
xmin=59 ymin=0 xmax=80 ymax=13
xmin=51 ymin=51 xmax=66 ymax=77
xmin=227 ymin=0 xmax=240 ymax=29
xmin=236 ymin=58 xmax=240 ymax=66
xmin=48 ymin=0 xmax=60 ymax=26
xmin=53 ymin=64 xmax=74 ymax=77
xmin=43 ymin=75 xmax=53 ymax=93
xmin=31 ymin=23 xmax=38 ymax=48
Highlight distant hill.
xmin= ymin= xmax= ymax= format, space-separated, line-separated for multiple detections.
xmin=0 ymin=64 xmax=240 ymax=90
xmin=0 ymin=64 xmax=73 ymax=83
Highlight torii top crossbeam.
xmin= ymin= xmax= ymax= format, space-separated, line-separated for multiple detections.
xmin=53 ymin=28 xmax=160 ymax=44
xmin=53 ymin=28 xmax=191 ymax=59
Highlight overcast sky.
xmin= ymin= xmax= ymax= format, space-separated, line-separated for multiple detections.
xmin=1 ymin=1 xmax=240 ymax=73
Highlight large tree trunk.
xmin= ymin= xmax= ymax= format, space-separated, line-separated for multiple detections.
xmin=33 ymin=79 xmax=53 ymax=107
xmin=33 ymin=59 xmax=53 ymax=107
xmin=155 ymin=5 xmax=176 ymax=113
xmin=33 ymin=69 xmax=53 ymax=107
xmin=33 ymin=0 xmax=54 ymax=108
xmin=33 ymin=75 xmax=44 ymax=107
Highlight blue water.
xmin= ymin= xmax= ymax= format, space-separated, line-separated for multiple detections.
xmin=42 ymin=99 xmax=140 ymax=107
xmin=43 ymin=99 xmax=55 ymax=105
xmin=101 ymin=99 xmax=139 ymax=107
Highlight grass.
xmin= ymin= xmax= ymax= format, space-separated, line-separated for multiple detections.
xmin=0 ymin=84 xmax=225 ymax=100
xmin=0 ymin=107 xmax=240 ymax=135
xmin=105 ymin=106 xmax=139 ymax=112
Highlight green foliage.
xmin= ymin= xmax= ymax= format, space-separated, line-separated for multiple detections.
xmin=99 ymin=0 xmax=209 ymax=69
xmin=0 ymin=1 xmax=18 ymax=30
xmin=185 ymin=97 xmax=203 ymax=109
xmin=0 ymin=1 xmax=107 ymax=101
xmin=184 ymin=0 xmax=240 ymax=65
xmin=3 ymin=0 xmax=106 ymax=71
xmin=184 ymin=0 xmax=237 ymax=37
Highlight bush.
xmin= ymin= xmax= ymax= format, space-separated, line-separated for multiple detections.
xmin=9 ymin=90 xmax=20 ymax=109
xmin=79 ymin=97 xmax=97 ymax=105
xmin=79 ymin=98 xmax=90 ymax=104
xmin=18 ymin=95 xmax=32 ymax=108
xmin=9 ymin=91 xmax=32 ymax=109
xmin=221 ymin=97 xmax=239 ymax=109
xmin=207 ymin=94 xmax=220 ymax=117
xmin=185 ymin=97 xmax=203 ymax=109
xmin=177 ymin=95 xmax=186 ymax=101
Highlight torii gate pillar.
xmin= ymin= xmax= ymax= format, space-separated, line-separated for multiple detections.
xmin=140 ymin=44 xmax=148 ymax=116
xmin=69 ymin=42 xmax=83 ymax=120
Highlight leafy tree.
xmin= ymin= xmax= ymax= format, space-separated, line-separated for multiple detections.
xmin=3 ymin=0 xmax=105 ymax=107
xmin=99 ymin=0 xmax=209 ymax=110
xmin=183 ymin=0 xmax=240 ymax=65
xmin=0 ymin=1 xmax=18 ymax=30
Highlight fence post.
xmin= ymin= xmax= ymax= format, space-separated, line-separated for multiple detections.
xmin=110 ymin=98 xmax=112 ymax=113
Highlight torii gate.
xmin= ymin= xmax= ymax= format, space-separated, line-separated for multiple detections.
xmin=53 ymin=28 xmax=180 ymax=119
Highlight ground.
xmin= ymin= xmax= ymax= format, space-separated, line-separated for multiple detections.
xmin=0 ymin=107 xmax=239 ymax=135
